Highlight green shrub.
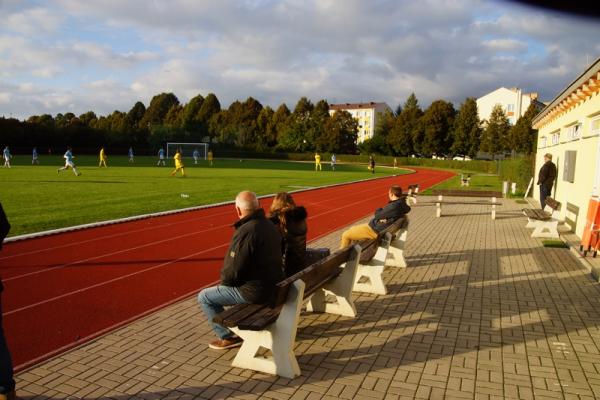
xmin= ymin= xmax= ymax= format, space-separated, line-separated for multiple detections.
xmin=498 ymin=156 xmax=534 ymax=192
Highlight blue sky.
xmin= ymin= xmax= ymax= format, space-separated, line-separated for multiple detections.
xmin=1 ymin=0 xmax=599 ymax=120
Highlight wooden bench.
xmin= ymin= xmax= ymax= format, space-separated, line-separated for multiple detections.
xmin=406 ymin=184 xmax=419 ymax=205
xmin=523 ymin=197 xmax=561 ymax=238
xmin=212 ymin=244 xmax=361 ymax=378
xmin=353 ymin=217 xmax=409 ymax=295
xmin=432 ymin=189 xmax=502 ymax=220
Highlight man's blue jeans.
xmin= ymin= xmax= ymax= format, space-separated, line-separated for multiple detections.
xmin=198 ymin=285 xmax=248 ymax=339
xmin=540 ymin=184 xmax=552 ymax=210
xmin=0 ymin=295 xmax=15 ymax=395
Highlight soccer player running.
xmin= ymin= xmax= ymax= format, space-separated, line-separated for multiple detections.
xmin=57 ymin=147 xmax=81 ymax=176
xmin=331 ymin=153 xmax=336 ymax=171
xmin=157 ymin=147 xmax=166 ymax=166
xmin=2 ymin=146 xmax=11 ymax=168
xmin=99 ymin=147 xmax=107 ymax=168
xmin=171 ymin=148 xmax=186 ymax=177
xmin=314 ymin=152 xmax=322 ymax=171
xmin=32 ymin=147 xmax=39 ymax=165
xmin=193 ymin=148 xmax=200 ymax=165
xmin=128 ymin=147 xmax=134 ymax=163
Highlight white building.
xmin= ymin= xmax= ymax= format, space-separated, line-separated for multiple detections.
xmin=476 ymin=87 xmax=544 ymax=125
xmin=329 ymin=102 xmax=392 ymax=143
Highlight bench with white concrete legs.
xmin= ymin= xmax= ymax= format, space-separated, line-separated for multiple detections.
xmin=213 ymin=245 xmax=361 ymax=378
xmin=385 ymin=221 xmax=409 ymax=268
xmin=353 ymin=232 xmax=393 ymax=295
xmin=523 ymin=197 xmax=561 ymax=238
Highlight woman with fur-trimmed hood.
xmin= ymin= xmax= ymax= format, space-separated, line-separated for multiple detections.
xmin=269 ymin=192 xmax=308 ymax=277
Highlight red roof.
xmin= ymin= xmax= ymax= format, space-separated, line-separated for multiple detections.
xmin=329 ymin=102 xmax=388 ymax=110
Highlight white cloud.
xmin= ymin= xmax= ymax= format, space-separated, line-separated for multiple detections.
xmin=3 ymin=7 xmax=63 ymax=35
xmin=1 ymin=0 xmax=600 ymax=119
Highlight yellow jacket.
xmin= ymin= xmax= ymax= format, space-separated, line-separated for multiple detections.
xmin=99 ymin=149 xmax=106 ymax=160
xmin=174 ymin=152 xmax=183 ymax=168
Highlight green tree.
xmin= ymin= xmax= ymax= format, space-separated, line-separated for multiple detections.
xmin=278 ymin=97 xmax=315 ymax=152
xmin=78 ymin=111 xmax=97 ymax=127
xmin=317 ymin=110 xmax=358 ymax=153
xmin=256 ymin=106 xmax=276 ymax=150
xmin=370 ymin=109 xmax=395 ymax=154
xmin=388 ymin=93 xmax=422 ymax=156
xmin=508 ymin=103 xmax=540 ymax=155
xmin=272 ymin=103 xmax=291 ymax=142
xmin=420 ymin=100 xmax=455 ymax=156
xmin=181 ymin=94 xmax=205 ymax=134
xmin=451 ymin=97 xmax=481 ymax=158
xmin=140 ymin=92 xmax=179 ymax=129
xmin=480 ymin=104 xmax=510 ymax=159
xmin=197 ymin=93 xmax=221 ymax=141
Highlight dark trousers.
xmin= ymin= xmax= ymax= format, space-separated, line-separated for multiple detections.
xmin=0 ymin=294 xmax=15 ymax=395
xmin=539 ymin=184 xmax=552 ymax=210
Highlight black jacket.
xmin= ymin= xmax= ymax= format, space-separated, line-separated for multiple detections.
xmin=270 ymin=206 xmax=308 ymax=277
xmin=368 ymin=198 xmax=411 ymax=233
xmin=221 ymin=208 xmax=285 ymax=303
xmin=538 ymin=161 xmax=557 ymax=187
xmin=0 ymin=203 xmax=10 ymax=293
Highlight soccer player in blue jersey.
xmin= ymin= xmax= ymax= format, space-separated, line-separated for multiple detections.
xmin=57 ymin=147 xmax=81 ymax=176
xmin=157 ymin=147 xmax=166 ymax=166
xmin=193 ymin=148 xmax=200 ymax=164
xmin=128 ymin=147 xmax=134 ymax=163
xmin=2 ymin=147 xmax=11 ymax=168
xmin=32 ymin=147 xmax=39 ymax=165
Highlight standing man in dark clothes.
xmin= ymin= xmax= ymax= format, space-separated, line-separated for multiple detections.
xmin=198 ymin=191 xmax=285 ymax=350
xmin=0 ymin=203 xmax=15 ymax=400
xmin=537 ymin=153 xmax=557 ymax=209
xmin=369 ymin=155 xmax=375 ymax=174
xmin=340 ymin=185 xmax=410 ymax=248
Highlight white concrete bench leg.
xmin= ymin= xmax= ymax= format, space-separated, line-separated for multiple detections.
xmin=436 ymin=195 xmax=443 ymax=218
xmin=492 ymin=197 xmax=497 ymax=220
xmin=525 ymin=217 xmax=536 ymax=228
xmin=306 ymin=245 xmax=360 ymax=317
xmin=385 ymin=228 xmax=408 ymax=268
xmin=531 ymin=220 xmax=559 ymax=238
xmin=353 ymin=233 xmax=391 ymax=295
xmin=230 ymin=280 xmax=305 ymax=379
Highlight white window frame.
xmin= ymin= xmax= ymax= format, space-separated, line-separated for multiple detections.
xmin=539 ymin=136 xmax=547 ymax=148
xmin=565 ymin=123 xmax=581 ymax=141
xmin=551 ymin=131 xmax=560 ymax=146
xmin=591 ymin=115 xmax=600 ymax=137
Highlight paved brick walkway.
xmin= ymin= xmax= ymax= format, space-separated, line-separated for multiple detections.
xmin=14 ymin=197 xmax=600 ymax=399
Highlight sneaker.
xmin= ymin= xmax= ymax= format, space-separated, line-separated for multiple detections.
xmin=208 ymin=336 xmax=243 ymax=350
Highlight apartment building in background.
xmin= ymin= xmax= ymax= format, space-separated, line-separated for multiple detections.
xmin=477 ymin=87 xmax=544 ymax=125
xmin=329 ymin=102 xmax=392 ymax=143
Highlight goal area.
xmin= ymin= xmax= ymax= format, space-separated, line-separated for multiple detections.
xmin=166 ymin=143 xmax=209 ymax=159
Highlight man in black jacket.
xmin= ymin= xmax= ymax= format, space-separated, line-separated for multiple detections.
xmin=537 ymin=153 xmax=557 ymax=209
xmin=340 ymin=185 xmax=411 ymax=248
xmin=198 ymin=191 xmax=284 ymax=350
xmin=0 ymin=203 xmax=15 ymax=400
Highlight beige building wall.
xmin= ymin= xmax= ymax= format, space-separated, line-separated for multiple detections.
xmin=533 ymin=60 xmax=600 ymax=238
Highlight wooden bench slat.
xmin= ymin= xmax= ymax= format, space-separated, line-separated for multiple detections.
xmin=217 ymin=303 xmax=269 ymax=327
xmin=432 ymin=189 xmax=502 ymax=198
xmin=439 ymin=201 xmax=502 ymax=205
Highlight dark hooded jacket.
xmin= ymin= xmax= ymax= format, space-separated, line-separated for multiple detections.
xmin=220 ymin=208 xmax=285 ymax=303
xmin=368 ymin=198 xmax=411 ymax=233
xmin=270 ymin=206 xmax=308 ymax=277
xmin=537 ymin=160 xmax=557 ymax=188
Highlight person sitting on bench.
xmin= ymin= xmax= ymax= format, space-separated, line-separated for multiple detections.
xmin=269 ymin=192 xmax=308 ymax=277
xmin=339 ymin=185 xmax=411 ymax=248
xmin=197 ymin=191 xmax=285 ymax=350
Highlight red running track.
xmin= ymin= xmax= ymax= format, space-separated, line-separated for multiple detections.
xmin=0 ymin=168 xmax=452 ymax=370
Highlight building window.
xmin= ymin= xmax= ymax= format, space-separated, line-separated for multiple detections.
xmin=507 ymin=104 xmax=514 ymax=112
xmin=540 ymin=136 xmax=547 ymax=148
xmin=566 ymin=123 xmax=581 ymax=141
xmin=591 ymin=116 xmax=600 ymax=136
xmin=551 ymin=131 xmax=560 ymax=145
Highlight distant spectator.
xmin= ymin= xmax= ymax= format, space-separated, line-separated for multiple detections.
xmin=197 ymin=191 xmax=284 ymax=350
xmin=0 ymin=203 xmax=15 ymax=400
xmin=269 ymin=192 xmax=308 ymax=277
xmin=331 ymin=154 xmax=336 ymax=171
xmin=340 ymin=185 xmax=410 ymax=248
xmin=537 ymin=153 xmax=557 ymax=209
xmin=369 ymin=155 xmax=375 ymax=174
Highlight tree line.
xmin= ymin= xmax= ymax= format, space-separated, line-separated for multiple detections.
xmin=1 ymin=91 xmax=538 ymax=157
xmin=361 ymin=93 xmax=539 ymax=159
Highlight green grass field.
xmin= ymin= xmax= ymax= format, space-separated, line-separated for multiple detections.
xmin=0 ymin=155 xmax=407 ymax=237
xmin=421 ymin=171 xmax=503 ymax=195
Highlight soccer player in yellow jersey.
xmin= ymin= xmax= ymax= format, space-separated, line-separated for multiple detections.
xmin=99 ymin=147 xmax=107 ymax=168
xmin=314 ymin=152 xmax=322 ymax=171
xmin=207 ymin=150 xmax=214 ymax=166
xmin=171 ymin=148 xmax=186 ymax=177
